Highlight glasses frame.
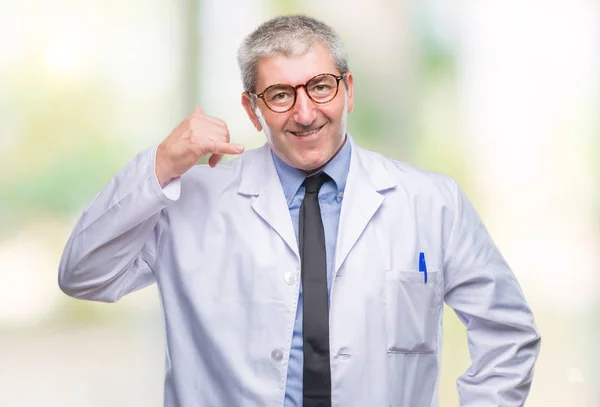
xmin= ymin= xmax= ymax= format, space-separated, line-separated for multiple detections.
xmin=251 ymin=73 xmax=345 ymax=113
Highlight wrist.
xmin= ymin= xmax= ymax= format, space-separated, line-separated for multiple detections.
xmin=155 ymin=144 xmax=174 ymax=188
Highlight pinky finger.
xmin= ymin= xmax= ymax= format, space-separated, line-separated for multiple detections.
xmin=212 ymin=141 xmax=245 ymax=155
xmin=208 ymin=154 xmax=223 ymax=167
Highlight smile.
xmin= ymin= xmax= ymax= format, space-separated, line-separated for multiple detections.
xmin=289 ymin=124 xmax=325 ymax=137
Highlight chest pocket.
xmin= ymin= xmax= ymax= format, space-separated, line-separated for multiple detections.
xmin=384 ymin=270 xmax=443 ymax=354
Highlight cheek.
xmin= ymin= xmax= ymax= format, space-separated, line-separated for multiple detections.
xmin=323 ymin=99 xmax=347 ymax=124
xmin=265 ymin=116 xmax=289 ymax=136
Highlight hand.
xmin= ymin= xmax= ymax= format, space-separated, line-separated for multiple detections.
xmin=155 ymin=107 xmax=245 ymax=187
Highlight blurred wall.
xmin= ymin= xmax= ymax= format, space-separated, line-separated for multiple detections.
xmin=1 ymin=0 xmax=598 ymax=406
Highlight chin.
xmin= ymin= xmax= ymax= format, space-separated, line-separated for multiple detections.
xmin=300 ymin=163 xmax=323 ymax=173
xmin=296 ymin=156 xmax=330 ymax=172
xmin=278 ymin=141 xmax=339 ymax=172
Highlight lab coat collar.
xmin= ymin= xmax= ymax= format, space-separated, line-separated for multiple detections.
xmin=238 ymin=142 xmax=300 ymax=260
xmin=334 ymin=136 xmax=397 ymax=273
xmin=238 ymin=134 xmax=395 ymax=195
xmin=238 ymin=134 xmax=397 ymax=267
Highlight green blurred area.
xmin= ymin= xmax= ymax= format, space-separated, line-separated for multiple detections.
xmin=0 ymin=69 xmax=134 ymax=234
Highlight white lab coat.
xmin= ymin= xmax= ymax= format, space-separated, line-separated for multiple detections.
xmin=59 ymin=136 xmax=540 ymax=407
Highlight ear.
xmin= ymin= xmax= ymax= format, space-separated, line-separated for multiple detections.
xmin=344 ymin=72 xmax=355 ymax=113
xmin=241 ymin=92 xmax=263 ymax=131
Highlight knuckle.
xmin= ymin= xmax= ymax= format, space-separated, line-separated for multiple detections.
xmin=190 ymin=131 xmax=203 ymax=144
xmin=217 ymin=125 xmax=228 ymax=137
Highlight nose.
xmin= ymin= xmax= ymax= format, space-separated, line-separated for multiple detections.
xmin=291 ymin=87 xmax=317 ymax=127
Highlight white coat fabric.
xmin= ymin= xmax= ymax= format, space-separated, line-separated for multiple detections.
xmin=58 ymin=136 xmax=541 ymax=407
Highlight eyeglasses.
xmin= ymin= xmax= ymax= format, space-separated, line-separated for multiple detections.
xmin=252 ymin=73 xmax=345 ymax=113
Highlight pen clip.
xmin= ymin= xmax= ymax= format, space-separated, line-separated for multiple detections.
xmin=419 ymin=252 xmax=428 ymax=284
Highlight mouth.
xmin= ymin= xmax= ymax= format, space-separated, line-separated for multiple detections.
xmin=288 ymin=124 xmax=325 ymax=138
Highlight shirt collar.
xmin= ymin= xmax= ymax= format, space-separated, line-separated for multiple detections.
xmin=272 ymin=134 xmax=352 ymax=206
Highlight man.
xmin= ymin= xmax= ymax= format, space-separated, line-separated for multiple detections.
xmin=59 ymin=15 xmax=541 ymax=407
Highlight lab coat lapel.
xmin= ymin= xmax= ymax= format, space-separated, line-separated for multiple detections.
xmin=238 ymin=144 xmax=300 ymax=260
xmin=334 ymin=139 xmax=397 ymax=274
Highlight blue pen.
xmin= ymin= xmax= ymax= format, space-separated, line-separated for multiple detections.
xmin=419 ymin=252 xmax=428 ymax=283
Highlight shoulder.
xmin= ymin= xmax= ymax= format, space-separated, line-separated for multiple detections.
xmin=182 ymin=145 xmax=256 ymax=181
xmin=177 ymin=144 xmax=270 ymax=198
xmin=354 ymin=145 xmax=458 ymax=203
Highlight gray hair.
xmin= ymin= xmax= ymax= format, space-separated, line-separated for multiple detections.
xmin=237 ymin=15 xmax=349 ymax=94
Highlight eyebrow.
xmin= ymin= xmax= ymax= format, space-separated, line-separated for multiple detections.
xmin=309 ymin=76 xmax=329 ymax=83
xmin=259 ymin=73 xmax=341 ymax=93
xmin=266 ymin=84 xmax=293 ymax=90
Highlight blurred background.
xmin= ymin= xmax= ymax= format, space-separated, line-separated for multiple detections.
xmin=1 ymin=0 xmax=598 ymax=405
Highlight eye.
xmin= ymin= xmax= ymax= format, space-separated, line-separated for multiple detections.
xmin=265 ymin=87 xmax=294 ymax=104
xmin=309 ymin=83 xmax=334 ymax=94
xmin=273 ymin=92 xmax=290 ymax=100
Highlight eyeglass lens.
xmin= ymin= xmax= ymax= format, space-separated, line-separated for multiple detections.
xmin=263 ymin=74 xmax=339 ymax=112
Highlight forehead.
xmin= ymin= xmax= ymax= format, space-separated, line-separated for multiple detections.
xmin=256 ymin=43 xmax=338 ymax=90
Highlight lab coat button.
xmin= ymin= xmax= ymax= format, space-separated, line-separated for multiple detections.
xmin=271 ymin=349 xmax=283 ymax=362
xmin=284 ymin=271 xmax=297 ymax=285
xmin=337 ymin=347 xmax=352 ymax=360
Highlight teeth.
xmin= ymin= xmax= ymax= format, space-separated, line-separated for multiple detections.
xmin=294 ymin=127 xmax=320 ymax=137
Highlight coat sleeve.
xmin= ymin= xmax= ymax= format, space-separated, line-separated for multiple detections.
xmin=58 ymin=146 xmax=181 ymax=303
xmin=442 ymin=179 xmax=541 ymax=406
